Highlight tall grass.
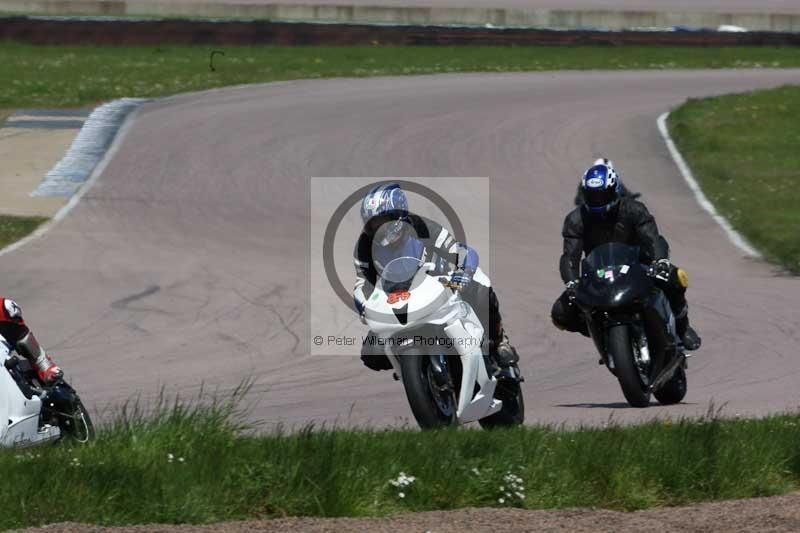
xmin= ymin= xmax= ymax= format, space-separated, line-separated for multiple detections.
xmin=3 ymin=393 xmax=800 ymax=529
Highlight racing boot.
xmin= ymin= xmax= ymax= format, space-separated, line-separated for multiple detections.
xmin=490 ymin=326 xmax=523 ymax=382
xmin=676 ymin=315 xmax=702 ymax=351
xmin=16 ymin=331 xmax=63 ymax=384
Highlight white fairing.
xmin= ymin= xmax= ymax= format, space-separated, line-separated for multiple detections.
xmin=0 ymin=337 xmax=60 ymax=447
xmin=364 ymin=262 xmax=502 ymax=424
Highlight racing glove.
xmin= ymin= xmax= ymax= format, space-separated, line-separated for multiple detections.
xmin=650 ymin=258 xmax=672 ymax=282
xmin=449 ymin=268 xmax=473 ymax=291
xmin=565 ymin=280 xmax=579 ymax=301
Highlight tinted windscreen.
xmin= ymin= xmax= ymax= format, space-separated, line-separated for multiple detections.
xmin=380 ymin=256 xmax=422 ymax=291
xmin=583 ymin=243 xmax=640 ymax=272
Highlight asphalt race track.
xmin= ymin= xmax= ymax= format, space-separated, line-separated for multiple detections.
xmin=4 ymin=69 xmax=800 ymax=429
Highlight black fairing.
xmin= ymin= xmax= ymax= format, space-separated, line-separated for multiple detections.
xmin=576 ymin=244 xmax=653 ymax=312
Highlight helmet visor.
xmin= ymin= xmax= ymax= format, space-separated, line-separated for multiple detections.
xmin=584 ymin=187 xmax=617 ymax=209
xmin=375 ymin=219 xmax=406 ymax=246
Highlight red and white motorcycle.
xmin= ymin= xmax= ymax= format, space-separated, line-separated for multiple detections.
xmin=364 ymin=256 xmax=524 ymax=429
xmin=0 ymin=350 xmax=94 ymax=447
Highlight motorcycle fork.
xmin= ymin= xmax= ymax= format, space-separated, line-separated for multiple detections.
xmin=428 ymin=354 xmax=454 ymax=393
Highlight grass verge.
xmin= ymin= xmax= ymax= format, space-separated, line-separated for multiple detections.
xmin=0 ymin=215 xmax=47 ymax=249
xmin=1 ymin=43 xmax=799 ymax=108
xmin=4 ymin=396 xmax=800 ymax=528
xmin=668 ymin=86 xmax=800 ymax=273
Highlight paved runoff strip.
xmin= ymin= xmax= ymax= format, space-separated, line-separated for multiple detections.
xmin=32 ymin=98 xmax=149 ymax=198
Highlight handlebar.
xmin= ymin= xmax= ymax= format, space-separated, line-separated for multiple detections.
xmin=438 ymin=277 xmax=464 ymax=291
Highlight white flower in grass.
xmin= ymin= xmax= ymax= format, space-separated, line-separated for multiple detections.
xmin=167 ymin=453 xmax=174 ymax=463
xmin=498 ymin=470 xmax=526 ymax=504
xmin=389 ymin=472 xmax=416 ymax=488
xmin=398 ymin=492 xmax=405 ymax=499
xmin=471 ymin=467 xmax=481 ymax=476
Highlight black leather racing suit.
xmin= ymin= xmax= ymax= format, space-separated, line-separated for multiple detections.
xmin=551 ymin=197 xmax=690 ymax=336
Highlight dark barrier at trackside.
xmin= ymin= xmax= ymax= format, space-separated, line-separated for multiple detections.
xmin=1 ymin=17 xmax=800 ymax=46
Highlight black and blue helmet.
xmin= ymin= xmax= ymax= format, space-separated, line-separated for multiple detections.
xmin=581 ymin=159 xmax=621 ymax=215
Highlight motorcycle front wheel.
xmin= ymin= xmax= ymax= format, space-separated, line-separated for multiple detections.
xmin=608 ymin=325 xmax=651 ymax=408
xmin=399 ymin=348 xmax=457 ymax=429
xmin=48 ymin=383 xmax=96 ymax=443
xmin=61 ymin=397 xmax=95 ymax=443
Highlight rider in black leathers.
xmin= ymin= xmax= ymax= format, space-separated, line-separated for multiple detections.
xmin=551 ymin=159 xmax=702 ymax=351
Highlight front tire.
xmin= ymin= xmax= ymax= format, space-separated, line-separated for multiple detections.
xmin=47 ymin=383 xmax=96 ymax=444
xmin=654 ymin=366 xmax=687 ymax=405
xmin=478 ymin=379 xmax=524 ymax=429
xmin=59 ymin=397 xmax=95 ymax=443
xmin=608 ymin=325 xmax=651 ymax=408
xmin=399 ymin=350 xmax=457 ymax=429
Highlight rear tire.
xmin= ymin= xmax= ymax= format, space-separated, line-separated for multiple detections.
xmin=654 ymin=366 xmax=687 ymax=405
xmin=608 ymin=325 xmax=651 ymax=408
xmin=478 ymin=380 xmax=524 ymax=429
xmin=399 ymin=349 xmax=457 ymax=429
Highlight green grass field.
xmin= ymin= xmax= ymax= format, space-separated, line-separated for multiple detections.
xmin=0 ymin=215 xmax=46 ymax=249
xmin=3 ymin=394 xmax=800 ymax=529
xmin=669 ymin=86 xmax=800 ymax=273
xmin=0 ymin=43 xmax=799 ymax=108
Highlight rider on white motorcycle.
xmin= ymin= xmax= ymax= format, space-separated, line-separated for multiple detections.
xmin=0 ymin=298 xmax=63 ymax=384
xmin=354 ymin=183 xmax=522 ymax=381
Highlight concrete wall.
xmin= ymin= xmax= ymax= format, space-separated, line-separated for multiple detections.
xmin=2 ymin=0 xmax=800 ymax=32
xmin=3 ymin=17 xmax=800 ymax=46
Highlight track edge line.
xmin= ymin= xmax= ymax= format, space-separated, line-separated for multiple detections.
xmin=657 ymin=111 xmax=762 ymax=259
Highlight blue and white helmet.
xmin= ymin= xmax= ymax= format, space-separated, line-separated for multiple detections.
xmin=581 ymin=158 xmax=621 ymax=215
xmin=360 ymin=183 xmax=409 ymax=245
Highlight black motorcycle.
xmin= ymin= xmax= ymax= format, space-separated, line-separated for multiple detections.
xmin=575 ymin=243 xmax=688 ymax=407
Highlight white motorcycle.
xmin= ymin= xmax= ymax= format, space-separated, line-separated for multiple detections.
xmin=364 ymin=256 xmax=524 ymax=429
xmin=0 ymin=352 xmax=94 ymax=447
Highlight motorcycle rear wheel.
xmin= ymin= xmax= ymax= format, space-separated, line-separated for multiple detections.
xmin=399 ymin=348 xmax=457 ymax=429
xmin=654 ymin=366 xmax=687 ymax=405
xmin=608 ymin=325 xmax=651 ymax=408
xmin=478 ymin=379 xmax=524 ymax=429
